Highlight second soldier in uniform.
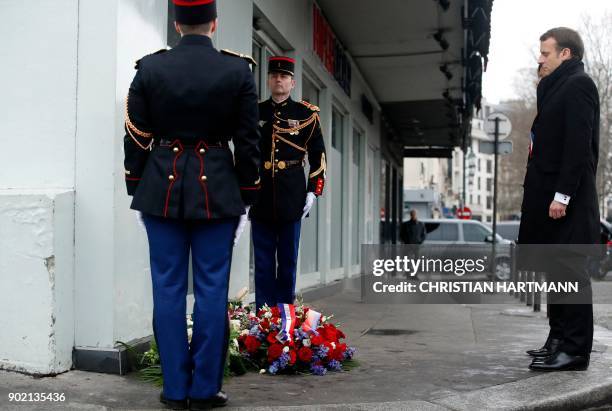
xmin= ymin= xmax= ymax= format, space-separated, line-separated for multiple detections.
xmin=250 ymin=56 xmax=326 ymax=342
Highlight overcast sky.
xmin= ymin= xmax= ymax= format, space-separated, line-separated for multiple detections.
xmin=482 ymin=0 xmax=610 ymax=104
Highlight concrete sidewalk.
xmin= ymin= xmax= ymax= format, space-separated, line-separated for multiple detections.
xmin=2 ymin=278 xmax=612 ymax=410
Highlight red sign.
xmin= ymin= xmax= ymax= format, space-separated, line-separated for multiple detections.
xmin=312 ymin=4 xmax=351 ymax=96
xmin=456 ymin=207 xmax=472 ymax=220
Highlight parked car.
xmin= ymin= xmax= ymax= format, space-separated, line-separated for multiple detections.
xmin=420 ymin=219 xmax=513 ymax=280
xmin=489 ymin=219 xmax=611 ymax=279
xmin=495 ymin=221 xmax=520 ymax=243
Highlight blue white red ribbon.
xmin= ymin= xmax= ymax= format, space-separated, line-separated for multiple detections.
xmin=276 ymin=303 xmax=296 ymax=343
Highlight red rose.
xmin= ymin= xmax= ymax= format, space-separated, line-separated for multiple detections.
xmin=337 ymin=329 xmax=346 ymax=339
xmin=288 ymin=350 xmax=297 ymax=365
xmin=322 ymin=324 xmax=339 ymax=342
xmin=260 ymin=319 xmax=270 ymax=331
xmin=311 ymin=334 xmax=324 ymax=346
xmin=298 ymin=347 xmax=313 ymax=363
xmin=244 ymin=336 xmax=261 ymax=354
xmin=267 ymin=331 xmax=278 ymax=344
xmin=270 ymin=306 xmax=280 ymax=318
xmin=267 ymin=343 xmax=284 ymax=362
xmin=257 ymin=309 xmax=266 ymax=317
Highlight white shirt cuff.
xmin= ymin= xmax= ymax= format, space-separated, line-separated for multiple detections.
xmin=554 ymin=192 xmax=570 ymax=205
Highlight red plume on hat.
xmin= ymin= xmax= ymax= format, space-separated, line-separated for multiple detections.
xmin=173 ymin=0 xmax=217 ymax=25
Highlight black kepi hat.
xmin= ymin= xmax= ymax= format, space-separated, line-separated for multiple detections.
xmin=173 ymin=0 xmax=217 ymax=25
xmin=268 ymin=56 xmax=295 ymax=76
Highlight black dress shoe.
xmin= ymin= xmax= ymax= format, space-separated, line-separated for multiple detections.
xmin=160 ymin=393 xmax=188 ymax=410
xmin=189 ymin=391 xmax=228 ymax=410
xmin=526 ymin=338 xmax=562 ymax=358
xmin=529 ymin=351 xmax=589 ymax=371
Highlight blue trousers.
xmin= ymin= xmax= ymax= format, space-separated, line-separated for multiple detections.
xmin=142 ymin=214 xmax=237 ymax=400
xmin=252 ymin=219 xmax=302 ymax=311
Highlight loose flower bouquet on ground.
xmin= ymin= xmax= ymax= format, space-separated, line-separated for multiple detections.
xmin=230 ymin=296 xmax=357 ymax=376
xmin=132 ymin=290 xmax=357 ymax=385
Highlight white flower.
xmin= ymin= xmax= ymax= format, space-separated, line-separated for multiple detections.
xmin=232 ymin=338 xmax=239 ymax=349
xmin=283 ymin=346 xmax=290 ymax=353
xmin=230 ymin=319 xmax=241 ymax=332
xmin=303 ymin=338 xmax=311 ymax=347
xmin=240 ymin=329 xmax=249 ymax=336
xmin=259 ymin=369 xmax=266 ymax=374
xmin=331 ymin=342 xmax=336 ymax=349
xmin=264 ymin=312 xmax=272 ymax=319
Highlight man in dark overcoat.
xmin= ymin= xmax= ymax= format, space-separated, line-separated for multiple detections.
xmin=519 ymin=27 xmax=600 ymax=371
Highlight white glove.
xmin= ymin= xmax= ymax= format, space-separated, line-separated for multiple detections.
xmin=135 ymin=211 xmax=146 ymax=231
xmin=234 ymin=206 xmax=250 ymax=246
xmin=301 ymin=192 xmax=317 ymax=219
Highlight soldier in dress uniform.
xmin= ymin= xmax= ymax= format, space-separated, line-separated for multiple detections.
xmin=250 ymin=56 xmax=326 ymax=341
xmin=123 ymin=0 xmax=260 ymax=409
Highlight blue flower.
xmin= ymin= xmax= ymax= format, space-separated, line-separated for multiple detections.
xmin=316 ymin=346 xmax=329 ymax=359
xmin=344 ymin=347 xmax=356 ymax=360
xmin=327 ymin=360 xmax=342 ymax=371
xmin=311 ymin=364 xmax=327 ymax=376
xmin=278 ymin=352 xmax=290 ymax=369
xmin=295 ymin=329 xmax=309 ymax=340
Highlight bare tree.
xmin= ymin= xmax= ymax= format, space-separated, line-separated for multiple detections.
xmin=497 ymin=98 xmax=536 ymax=218
xmin=581 ymin=12 xmax=612 ymax=219
xmin=496 ymin=66 xmax=538 ymax=219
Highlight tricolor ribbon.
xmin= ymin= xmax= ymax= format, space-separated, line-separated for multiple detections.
xmin=276 ymin=303 xmax=296 ymax=343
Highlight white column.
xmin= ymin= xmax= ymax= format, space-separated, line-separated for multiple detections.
xmin=0 ymin=0 xmax=79 ymax=374
xmin=216 ymin=0 xmax=256 ymax=300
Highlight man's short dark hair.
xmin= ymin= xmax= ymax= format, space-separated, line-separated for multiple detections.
xmin=177 ymin=21 xmax=213 ymax=35
xmin=540 ymin=27 xmax=584 ymax=60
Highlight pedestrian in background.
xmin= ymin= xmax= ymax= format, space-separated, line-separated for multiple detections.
xmin=400 ymin=209 xmax=426 ymax=245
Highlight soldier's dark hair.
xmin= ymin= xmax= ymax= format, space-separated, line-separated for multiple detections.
xmin=539 ymin=27 xmax=584 ymax=60
xmin=178 ymin=21 xmax=214 ymax=35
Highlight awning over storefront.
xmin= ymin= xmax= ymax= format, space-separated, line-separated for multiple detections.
xmin=317 ymin=0 xmax=493 ymax=153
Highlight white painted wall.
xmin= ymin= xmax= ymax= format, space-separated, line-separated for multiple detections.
xmin=0 ymin=190 xmax=74 ymax=374
xmin=0 ymin=0 xmax=78 ymax=190
xmin=216 ymin=0 xmax=256 ymax=301
xmin=112 ymin=0 xmax=169 ymax=347
xmin=0 ymin=0 xmax=78 ymax=374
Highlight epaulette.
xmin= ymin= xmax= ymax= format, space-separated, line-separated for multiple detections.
xmin=300 ymin=100 xmax=320 ymax=112
xmin=134 ymin=48 xmax=169 ymax=70
xmin=221 ymin=49 xmax=257 ymax=66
